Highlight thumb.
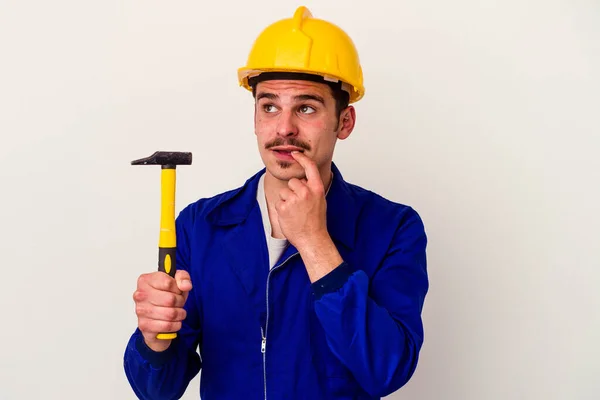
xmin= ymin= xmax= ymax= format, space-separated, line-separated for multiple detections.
xmin=175 ymin=270 xmax=193 ymax=292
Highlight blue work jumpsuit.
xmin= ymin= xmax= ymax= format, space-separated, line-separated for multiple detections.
xmin=124 ymin=162 xmax=429 ymax=399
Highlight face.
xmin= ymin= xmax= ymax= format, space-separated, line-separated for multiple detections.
xmin=253 ymin=79 xmax=356 ymax=183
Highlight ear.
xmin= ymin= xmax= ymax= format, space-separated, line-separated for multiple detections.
xmin=253 ymin=102 xmax=258 ymax=136
xmin=336 ymin=106 xmax=356 ymax=140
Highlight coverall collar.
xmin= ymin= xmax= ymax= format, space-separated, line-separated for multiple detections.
xmin=206 ymin=162 xmax=359 ymax=250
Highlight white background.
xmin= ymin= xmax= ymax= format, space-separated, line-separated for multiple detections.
xmin=1 ymin=0 xmax=599 ymax=399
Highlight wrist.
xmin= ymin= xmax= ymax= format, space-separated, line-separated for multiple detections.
xmin=142 ymin=333 xmax=172 ymax=353
xmin=135 ymin=330 xmax=178 ymax=368
xmin=295 ymin=229 xmax=331 ymax=253
xmin=297 ymin=231 xmax=344 ymax=283
xmin=311 ymin=261 xmax=354 ymax=300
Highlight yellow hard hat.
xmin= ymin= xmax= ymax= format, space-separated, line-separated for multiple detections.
xmin=237 ymin=6 xmax=365 ymax=103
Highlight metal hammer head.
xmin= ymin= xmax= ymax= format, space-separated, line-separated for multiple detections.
xmin=131 ymin=151 xmax=193 ymax=169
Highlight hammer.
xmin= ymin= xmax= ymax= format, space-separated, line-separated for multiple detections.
xmin=131 ymin=151 xmax=192 ymax=340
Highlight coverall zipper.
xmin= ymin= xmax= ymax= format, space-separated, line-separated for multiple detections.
xmin=261 ymin=251 xmax=298 ymax=400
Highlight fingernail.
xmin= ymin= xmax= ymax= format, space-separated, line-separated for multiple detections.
xmin=180 ymin=279 xmax=191 ymax=287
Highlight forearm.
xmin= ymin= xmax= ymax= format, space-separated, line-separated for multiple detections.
xmin=297 ymin=231 xmax=344 ymax=283
xmin=311 ymin=263 xmax=425 ymax=397
xmin=124 ymin=329 xmax=201 ymax=400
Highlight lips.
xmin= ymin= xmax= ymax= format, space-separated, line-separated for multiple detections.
xmin=271 ymin=146 xmax=305 ymax=153
xmin=271 ymin=147 xmax=304 ymax=161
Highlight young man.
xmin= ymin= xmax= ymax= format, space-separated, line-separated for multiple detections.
xmin=124 ymin=7 xmax=429 ymax=400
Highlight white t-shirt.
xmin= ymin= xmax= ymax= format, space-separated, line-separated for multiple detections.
xmin=256 ymin=173 xmax=289 ymax=269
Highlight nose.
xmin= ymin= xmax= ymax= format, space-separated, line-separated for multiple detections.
xmin=276 ymin=109 xmax=298 ymax=137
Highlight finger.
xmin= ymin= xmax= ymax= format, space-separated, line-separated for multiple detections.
xmin=144 ymin=272 xmax=182 ymax=294
xmin=136 ymin=304 xmax=187 ymax=322
xmin=290 ymin=151 xmax=323 ymax=191
xmin=133 ymin=288 xmax=147 ymax=303
xmin=147 ymin=289 xmax=187 ymax=308
xmin=278 ymin=187 xmax=294 ymax=201
xmin=139 ymin=318 xmax=182 ymax=335
xmin=175 ymin=270 xmax=193 ymax=292
xmin=287 ymin=178 xmax=308 ymax=193
xmin=274 ymin=199 xmax=287 ymax=214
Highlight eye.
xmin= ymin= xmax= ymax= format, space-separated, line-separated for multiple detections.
xmin=263 ymin=104 xmax=278 ymax=113
xmin=299 ymin=105 xmax=316 ymax=114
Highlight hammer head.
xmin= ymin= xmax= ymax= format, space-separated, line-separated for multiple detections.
xmin=131 ymin=151 xmax=192 ymax=168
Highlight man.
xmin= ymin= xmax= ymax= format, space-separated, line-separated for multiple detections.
xmin=124 ymin=6 xmax=429 ymax=400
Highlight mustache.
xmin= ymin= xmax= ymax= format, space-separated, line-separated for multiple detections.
xmin=265 ymin=137 xmax=311 ymax=152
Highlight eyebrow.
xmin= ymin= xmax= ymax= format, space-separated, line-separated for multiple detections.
xmin=256 ymin=92 xmax=278 ymax=101
xmin=256 ymin=92 xmax=325 ymax=105
xmin=295 ymin=94 xmax=325 ymax=104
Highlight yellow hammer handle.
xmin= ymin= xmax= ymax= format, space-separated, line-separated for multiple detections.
xmin=157 ymin=167 xmax=178 ymax=340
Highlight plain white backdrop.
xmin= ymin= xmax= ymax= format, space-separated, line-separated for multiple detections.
xmin=1 ymin=0 xmax=599 ymax=399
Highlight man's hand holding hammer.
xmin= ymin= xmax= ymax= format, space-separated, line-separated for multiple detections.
xmin=133 ymin=270 xmax=193 ymax=352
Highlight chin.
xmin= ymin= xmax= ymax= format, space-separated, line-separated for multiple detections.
xmin=268 ymin=160 xmax=305 ymax=181
xmin=275 ymin=160 xmax=294 ymax=170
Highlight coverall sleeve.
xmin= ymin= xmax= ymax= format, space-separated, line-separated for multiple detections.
xmin=123 ymin=212 xmax=202 ymax=400
xmin=311 ymin=206 xmax=429 ymax=397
